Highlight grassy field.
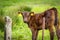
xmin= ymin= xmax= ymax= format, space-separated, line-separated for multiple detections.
xmin=0 ymin=0 xmax=60 ymax=40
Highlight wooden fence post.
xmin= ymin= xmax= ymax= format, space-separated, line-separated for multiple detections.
xmin=4 ymin=16 xmax=12 ymax=40
xmin=42 ymin=17 xmax=45 ymax=40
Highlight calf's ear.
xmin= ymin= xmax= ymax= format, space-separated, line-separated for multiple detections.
xmin=30 ymin=12 xmax=34 ymax=16
xmin=18 ymin=11 xmax=22 ymax=16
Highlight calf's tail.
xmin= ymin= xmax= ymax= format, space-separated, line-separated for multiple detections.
xmin=53 ymin=7 xmax=58 ymax=26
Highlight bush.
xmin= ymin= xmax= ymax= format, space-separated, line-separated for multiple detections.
xmin=0 ymin=16 xmax=5 ymax=31
xmin=19 ymin=6 xmax=31 ymax=12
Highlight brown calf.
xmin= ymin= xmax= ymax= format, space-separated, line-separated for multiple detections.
xmin=18 ymin=7 xmax=59 ymax=40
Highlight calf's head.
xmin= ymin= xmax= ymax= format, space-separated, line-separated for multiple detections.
xmin=18 ymin=11 xmax=34 ymax=23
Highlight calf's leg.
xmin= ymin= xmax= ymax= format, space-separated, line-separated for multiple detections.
xmin=49 ymin=26 xmax=54 ymax=40
xmin=56 ymin=29 xmax=60 ymax=40
xmin=31 ymin=28 xmax=38 ymax=40
xmin=55 ymin=21 xmax=60 ymax=40
xmin=42 ymin=17 xmax=45 ymax=40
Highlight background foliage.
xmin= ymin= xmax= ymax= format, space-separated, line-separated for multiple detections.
xmin=0 ymin=0 xmax=60 ymax=40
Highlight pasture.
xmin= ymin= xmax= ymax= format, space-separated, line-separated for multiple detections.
xmin=0 ymin=0 xmax=60 ymax=40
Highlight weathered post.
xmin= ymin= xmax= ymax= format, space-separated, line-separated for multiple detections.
xmin=4 ymin=16 xmax=12 ymax=40
xmin=42 ymin=17 xmax=45 ymax=40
